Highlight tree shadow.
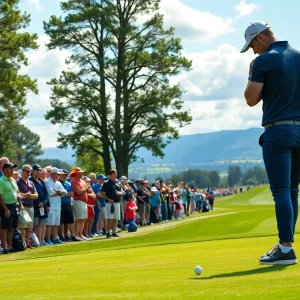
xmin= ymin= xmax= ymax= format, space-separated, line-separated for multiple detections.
xmin=190 ymin=265 xmax=291 ymax=280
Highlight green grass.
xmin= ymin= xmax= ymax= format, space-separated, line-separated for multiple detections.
xmin=1 ymin=185 xmax=300 ymax=299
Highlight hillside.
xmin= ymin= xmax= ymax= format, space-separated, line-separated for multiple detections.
xmin=40 ymin=128 xmax=264 ymax=168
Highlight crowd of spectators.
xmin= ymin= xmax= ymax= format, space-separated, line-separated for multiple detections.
xmin=0 ymin=156 xmax=215 ymax=254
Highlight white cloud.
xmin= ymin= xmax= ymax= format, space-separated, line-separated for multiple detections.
xmin=22 ymin=35 xmax=71 ymax=147
xmin=28 ymin=0 xmax=42 ymax=11
xmin=179 ymin=98 xmax=262 ymax=136
xmin=234 ymin=0 xmax=260 ymax=19
xmin=138 ymin=0 xmax=235 ymax=42
xmin=170 ymin=44 xmax=254 ymax=101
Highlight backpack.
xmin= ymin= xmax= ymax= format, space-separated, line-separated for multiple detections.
xmin=128 ymin=223 xmax=138 ymax=232
xmin=30 ymin=230 xmax=40 ymax=247
xmin=201 ymin=200 xmax=211 ymax=213
xmin=12 ymin=229 xmax=26 ymax=251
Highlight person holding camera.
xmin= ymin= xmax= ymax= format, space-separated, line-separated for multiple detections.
xmin=100 ymin=169 xmax=123 ymax=239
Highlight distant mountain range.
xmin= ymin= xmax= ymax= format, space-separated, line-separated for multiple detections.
xmin=40 ymin=127 xmax=264 ymax=167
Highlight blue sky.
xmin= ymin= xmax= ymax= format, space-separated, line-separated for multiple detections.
xmin=18 ymin=0 xmax=300 ymax=147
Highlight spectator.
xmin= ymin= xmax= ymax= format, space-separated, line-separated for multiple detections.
xmin=29 ymin=164 xmax=49 ymax=246
xmin=59 ymin=169 xmax=75 ymax=242
xmin=89 ymin=173 xmax=100 ymax=236
xmin=185 ymin=185 xmax=192 ymax=216
xmin=88 ymin=173 xmax=96 ymax=187
xmin=70 ymin=167 xmax=91 ymax=241
xmin=92 ymin=174 xmax=107 ymax=235
xmin=0 ymin=157 xmax=9 ymax=178
xmin=179 ymin=182 xmax=187 ymax=216
xmin=125 ymin=193 xmax=138 ymax=226
xmin=137 ymin=180 xmax=147 ymax=226
xmin=0 ymin=162 xmax=23 ymax=254
xmin=100 ymin=169 xmax=123 ymax=239
xmin=12 ymin=170 xmax=19 ymax=181
xmin=17 ymin=164 xmax=38 ymax=249
xmin=83 ymin=176 xmax=96 ymax=237
xmin=143 ymin=181 xmax=152 ymax=225
xmin=40 ymin=168 xmax=47 ymax=181
xmin=45 ymin=167 xmax=67 ymax=245
xmin=45 ymin=166 xmax=52 ymax=179
xmin=160 ymin=187 xmax=168 ymax=222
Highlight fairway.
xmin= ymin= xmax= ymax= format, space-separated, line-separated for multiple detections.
xmin=1 ymin=186 xmax=300 ymax=299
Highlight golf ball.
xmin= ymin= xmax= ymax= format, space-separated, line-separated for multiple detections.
xmin=194 ymin=266 xmax=202 ymax=275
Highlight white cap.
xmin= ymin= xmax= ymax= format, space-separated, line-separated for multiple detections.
xmin=151 ymin=187 xmax=157 ymax=192
xmin=240 ymin=21 xmax=270 ymax=53
xmin=51 ymin=167 xmax=63 ymax=174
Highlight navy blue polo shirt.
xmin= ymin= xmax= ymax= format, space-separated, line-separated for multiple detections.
xmin=29 ymin=176 xmax=49 ymax=207
xmin=250 ymin=41 xmax=300 ymax=126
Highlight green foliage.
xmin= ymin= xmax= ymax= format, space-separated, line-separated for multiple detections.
xmin=242 ymin=166 xmax=268 ymax=185
xmin=44 ymin=0 xmax=192 ymax=175
xmin=11 ymin=124 xmax=43 ymax=165
xmin=0 ymin=0 xmax=38 ymax=124
xmin=76 ymin=137 xmax=105 ymax=174
xmin=36 ymin=158 xmax=72 ymax=170
xmin=228 ymin=165 xmax=242 ymax=186
xmin=0 ymin=0 xmax=38 ymax=159
xmin=168 ymin=169 xmax=220 ymax=188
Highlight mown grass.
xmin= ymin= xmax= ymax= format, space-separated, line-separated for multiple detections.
xmin=1 ymin=185 xmax=300 ymax=299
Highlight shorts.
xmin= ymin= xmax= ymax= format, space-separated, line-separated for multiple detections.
xmin=105 ymin=202 xmax=120 ymax=220
xmin=61 ymin=203 xmax=75 ymax=224
xmin=138 ymin=203 xmax=145 ymax=215
xmin=0 ymin=204 xmax=18 ymax=229
xmin=34 ymin=217 xmax=48 ymax=226
xmin=47 ymin=210 xmax=61 ymax=226
xmin=99 ymin=206 xmax=106 ymax=221
xmin=18 ymin=206 xmax=34 ymax=229
xmin=145 ymin=203 xmax=150 ymax=216
xmin=73 ymin=200 xmax=87 ymax=220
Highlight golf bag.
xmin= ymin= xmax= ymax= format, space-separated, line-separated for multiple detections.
xmin=30 ymin=230 xmax=40 ymax=247
xmin=150 ymin=207 xmax=159 ymax=224
xmin=128 ymin=223 xmax=138 ymax=232
xmin=12 ymin=229 xmax=26 ymax=252
xmin=201 ymin=200 xmax=211 ymax=213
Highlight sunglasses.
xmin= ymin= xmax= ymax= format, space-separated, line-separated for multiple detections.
xmin=22 ymin=170 xmax=31 ymax=173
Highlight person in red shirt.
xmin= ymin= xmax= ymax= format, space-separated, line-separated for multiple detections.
xmin=70 ymin=167 xmax=93 ymax=241
xmin=83 ymin=176 xmax=96 ymax=238
xmin=125 ymin=194 xmax=137 ymax=225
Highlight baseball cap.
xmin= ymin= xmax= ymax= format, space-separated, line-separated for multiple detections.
xmin=240 ymin=21 xmax=270 ymax=53
xmin=151 ymin=187 xmax=157 ymax=192
xmin=97 ymin=174 xmax=108 ymax=180
xmin=3 ymin=162 xmax=18 ymax=170
xmin=59 ymin=169 xmax=69 ymax=175
xmin=32 ymin=164 xmax=41 ymax=171
xmin=51 ymin=167 xmax=63 ymax=174
xmin=120 ymin=175 xmax=127 ymax=181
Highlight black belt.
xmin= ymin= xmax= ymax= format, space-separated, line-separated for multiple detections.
xmin=264 ymin=120 xmax=300 ymax=130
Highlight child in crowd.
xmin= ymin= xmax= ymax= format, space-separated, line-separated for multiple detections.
xmin=125 ymin=193 xmax=138 ymax=226
xmin=174 ymin=189 xmax=184 ymax=219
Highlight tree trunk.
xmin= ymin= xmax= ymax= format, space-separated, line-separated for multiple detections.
xmin=99 ymin=23 xmax=111 ymax=174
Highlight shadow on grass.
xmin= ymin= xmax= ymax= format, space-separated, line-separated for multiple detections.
xmin=190 ymin=265 xmax=290 ymax=280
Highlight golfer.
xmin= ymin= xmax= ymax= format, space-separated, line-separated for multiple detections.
xmin=242 ymin=21 xmax=300 ymax=265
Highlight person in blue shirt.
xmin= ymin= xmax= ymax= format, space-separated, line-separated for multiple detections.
xmin=59 ymin=169 xmax=75 ymax=242
xmin=92 ymin=174 xmax=107 ymax=235
xmin=242 ymin=21 xmax=300 ymax=265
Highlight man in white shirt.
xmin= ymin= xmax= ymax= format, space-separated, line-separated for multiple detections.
xmin=45 ymin=168 xmax=67 ymax=245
